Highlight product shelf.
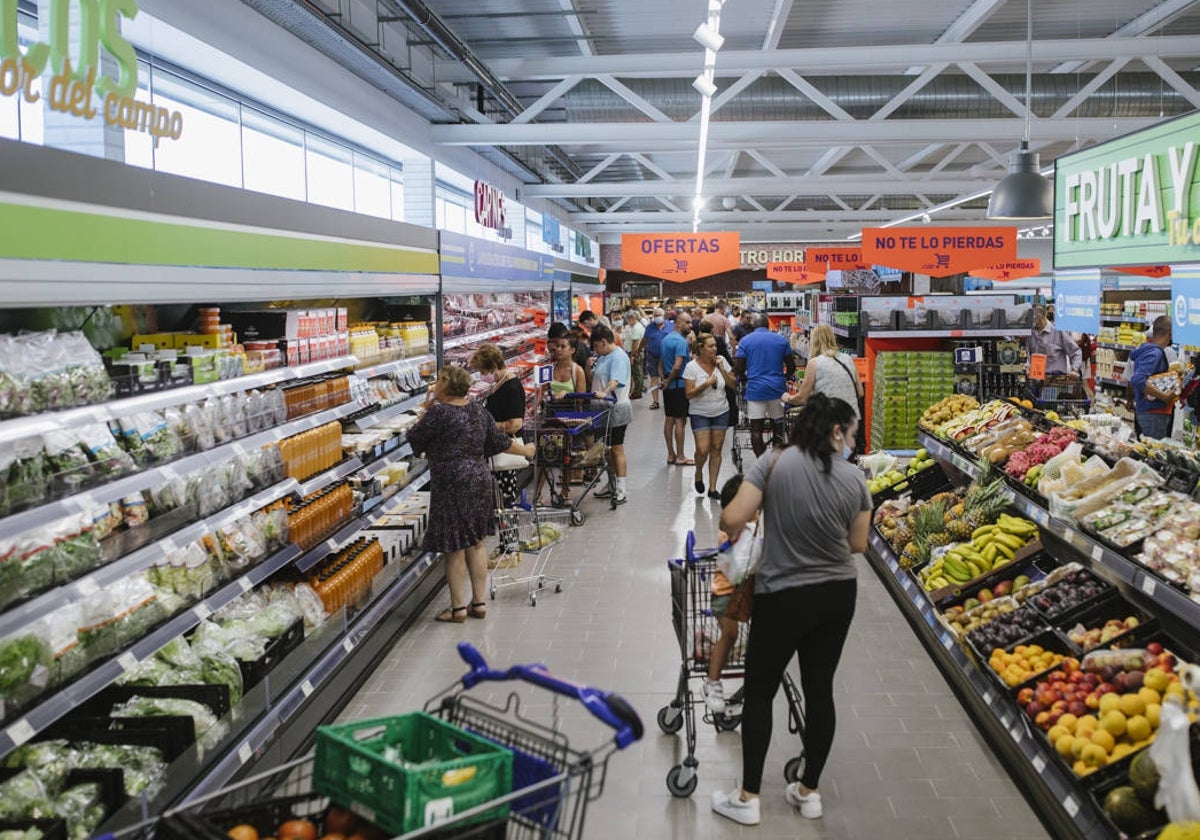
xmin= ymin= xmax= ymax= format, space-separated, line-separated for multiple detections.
xmin=0 ymin=540 xmax=303 ymax=762
xmin=353 ymin=353 xmax=434 ymax=381
xmin=0 ymin=357 xmax=360 ymax=447
xmin=295 ymin=456 xmax=364 ymax=498
xmin=352 ymin=392 xmax=426 ymax=430
xmin=1101 ymin=316 xmax=1148 ymax=326
xmin=442 ymin=322 xmax=533 ymax=350
xmin=0 ymin=401 xmax=361 ymax=543
xmin=1095 ymin=342 xmax=1137 ymax=352
xmin=361 ymin=442 xmax=414 ymax=478
xmin=864 ymin=529 xmax=1104 ymax=839
xmin=863 ymin=329 xmax=1025 ymax=339
xmin=1095 ymin=376 xmax=1127 ymax=388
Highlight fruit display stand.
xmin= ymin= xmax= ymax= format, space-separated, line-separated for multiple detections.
xmin=869 ymin=430 xmax=1200 ymax=838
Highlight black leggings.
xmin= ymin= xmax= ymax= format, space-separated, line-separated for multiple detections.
xmin=741 ymin=579 xmax=857 ymax=794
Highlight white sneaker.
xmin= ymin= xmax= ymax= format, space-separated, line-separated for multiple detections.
xmin=613 ymin=492 xmax=628 ymax=505
xmin=702 ymin=679 xmax=726 ymax=714
xmin=594 ymin=485 xmax=614 ymax=498
xmin=711 ymin=788 xmax=760 ymax=825
xmin=785 ymin=783 xmax=822 ymax=819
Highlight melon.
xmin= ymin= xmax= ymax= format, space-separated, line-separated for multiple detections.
xmin=1104 ymin=785 xmax=1165 ymax=836
xmin=1130 ymin=749 xmax=1162 ymax=806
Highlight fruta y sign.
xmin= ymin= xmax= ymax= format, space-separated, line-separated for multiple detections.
xmin=0 ymin=0 xmax=184 ymax=146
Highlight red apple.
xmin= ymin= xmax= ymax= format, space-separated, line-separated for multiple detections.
xmin=1035 ymin=711 xmax=1052 ymax=728
xmin=1146 ymin=642 xmax=1164 ymax=656
xmin=1051 ymin=700 xmax=1068 ymax=713
xmin=1049 ymin=671 xmax=1067 ymax=683
xmin=1085 ymin=694 xmax=1100 ymax=710
xmin=1097 ymin=682 xmax=1116 ymax=695
xmin=1112 ymin=673 xmax=1128 ymax=692
xmin=1068 ymin=671 xmax=1086 ymax=684
xmin=1017 ymin=687 xmax=1034 ymax=704
xmin=1026 ymin=701 xmax=1045 ymax=716
xmin=1162 ymin=654 xmax=1177 ymax=672
xmin=1047 ymin=709 xmax=1064 ymax=725
xmin=1068 ymin=701 xmax=1088 ymax=717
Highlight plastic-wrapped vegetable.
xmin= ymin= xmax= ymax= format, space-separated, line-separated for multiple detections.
xmin=3 ymin=438 xmax=48 ymax=513
xmin=1081 ymin=647 xmax=1153 ymax=673
xmin=221 ymin=394 xmax=248 ymax=439
xmin=239 ymin=448 xmax=267 ymax=490
xmin=0 ymin=769 xmax=53 ymax=820
xmin=14 ymin=531 xmax=58 ymax=598
xmin=116 ymin=413 xmax=183 ymax=464
xmin=42 ymin=430 xmax=92 ymax=491
xmin=0 ymin=539 xmax=22 ymax=611
xmin=195 ymin=472 xmax=229 ymax=518
xmin=112 ymin=694 xmax=220 ymax=737
xmin=3 ymin=741 xmax=74 ymax=791
xmin=114 ymin=576 xmax=164 ymax=645
xmin=78 ymin=423 xmax=134 ymax=478
xmin=121 ymin=493 xmax=149 ymax=529
xmin=57 ymin=332 xmax=111 ymax=407
xmin=254 ymin=508 xmax=289 ymax=551
xmin=21 ymin=332 xmax=75 ymax=413
xmin=52 ymin=516 xmax=100 ymax=582
xmin=88 ymin=502 xmax=120 ymax=542
xmin=293 ymin=582 xmax=328 ymax=630
xmin=69 ymin=742 xmax=165 ymax=798
xmin=0 ymin=633 xmax=52 ymax=715
xmin=204 ymin=398 xmax=230 ymax=444
xmin=261 ymin=444 xmax=285 ymax=485
xmin=267 ymin=388 xmax=288 ymax=424
xmin=184 ymin=403 xmax=216 ymax=451
xmin=41 ymin=605 xmax=86 ymax=688
xmin=148 ymin=476 xmax=189 ymax=516
xmin=243 ymin=391 xmax=266 ymax=433
xmin=54 ymin=782 xmax=105 ymax=840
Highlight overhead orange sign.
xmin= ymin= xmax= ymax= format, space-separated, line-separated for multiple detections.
xmin=972 ymin=259 xmax=1042 ymax=281
xmin=766 ymin=262 xmax=825 ymax=284
xmin=861 ymin=227 xmax=1017 ymax=276
xmin=1114 ymin=265 xmax=1171 ymax=278
xmin=807 ymin=248 xmax=868 ymax=270
xmin=621 ymin=232 xmax=740 ymax=282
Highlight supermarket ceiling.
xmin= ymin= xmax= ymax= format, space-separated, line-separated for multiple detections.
xmin=270 ymin=0 xmax=1200 ymax=241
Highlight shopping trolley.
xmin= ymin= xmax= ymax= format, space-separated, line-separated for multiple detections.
xmin=526 ymin=393 xmax=616 ymax=526
xmin=488 ymin=500 xmax=570 ymax=606
xmin=1024 ymin=374 xmax=1092 ymax=416
xmin=149 ymin=643 xmax=643 ymax=840
xmin=657 ymin=531 xmax=806 ymax=798
xmin=730 ymin=386 xmax=798 ymax=473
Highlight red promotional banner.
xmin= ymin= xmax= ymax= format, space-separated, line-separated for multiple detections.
xmin=621 ymin=232 xmax=740 ymax=282
xmin=806 ymin=247 xmax=868 ymax=270
xmin=861 ymin=227 xmax=1016 ymax=276
xmin=1114 ymin=265 xmax=1171 ymax=278
xmin=766 ymin=262 xmax=826 ymax=284
xmin=972 ymin=258 xmax=1042 ymax=281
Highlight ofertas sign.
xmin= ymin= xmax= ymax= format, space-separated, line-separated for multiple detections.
xmin=861 ymin=227 xmax=1016 ymax=275
xmin=766 ymin=262 xmax=825 ymax=284
xmin=1171 ymin=267 xmax=1200 ymax=347
xmin=0 ymin=0 xmax=184 ymax=147
xmin=1055 ymin=111 xmax=1200 ymax=269
xmin=474 ymin=180 xmax=506 ymax=230
xmin=1114 ymin=265 xmax=1171 ymax=278
xmin=622 ymin=232 xmax=739 ymax=281
xmin=972 ymin=259 xmax=1042 ymax=281
xmin=807 ymin=248 xmax=868 ymax=270
xmin=1052 ymin=269 xmax=1102 ymax=334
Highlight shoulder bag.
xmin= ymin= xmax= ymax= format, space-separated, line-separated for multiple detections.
xmin=724 ymin=449 xmax=783 ymax=622
xmin=830 ymin=355 xmax=867 ymax=454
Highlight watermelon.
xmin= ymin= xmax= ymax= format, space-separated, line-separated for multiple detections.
xmin=1105 ymin=785 xmax=1165 ymax=836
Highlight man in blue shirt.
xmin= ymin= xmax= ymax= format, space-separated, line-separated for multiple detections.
xmin=590 ymin=324 xmax=633 ymax=504
xmin=735 ymin=314 xmax=795 ymax=456
xmin=642 ymin=307 xmax=672 ymax=410
xmin=661 ymin=311 xmax=694 ymax=465
xmin=1129 ymin=315 xmax=1175 ymax=440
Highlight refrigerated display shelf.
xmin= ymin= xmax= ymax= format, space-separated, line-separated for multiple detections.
xmin=0 ymin=540 xmax=303 ymax=761
xmin=0 ymin=401 xmax=361 ymax=543
xmin=1101 ymin=316 xmax=1148 ymax=325
xmin=865 ymin=529 xmax=1102 ymax=839
xmin=443 ymin=323 xmax=532 ymax=350
xmin=361 ymin=442 xmax=414 ymax=477
xmin=863 ymin=329 xmax=1025 ymax=339
xmin=352 ymin=392 xmax=426 ymax=430
xmin=1095 ymin=376 xmax=1127 ymax=388
xmin=1096 ymin=342 xmax=1137 ymax=352
xmin=0 ymin=356 xmax=360 ymax=447
xmin=295 ymin=467 xmax=429 ymax=574
xmin=353 ymin=353 xmax=434 ymax=381
xmin=295 ymin=456 xmax=364 ymax=498
xmin=918 ymin=431 xmax=1200 ymax=651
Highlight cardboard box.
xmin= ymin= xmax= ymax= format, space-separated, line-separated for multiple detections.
xmin=223 ymin=310 xmax=304 ymax=342
xmin=174 ymin=333 xmax=226 ymax=350
xmin=132 ymin=333 xmax=177 ymax=351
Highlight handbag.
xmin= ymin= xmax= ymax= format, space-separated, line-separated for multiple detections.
xmin=721 ymin=449 xmax=783 ymax=623
xmin=829 ymin=354 xmax=867 ymax=453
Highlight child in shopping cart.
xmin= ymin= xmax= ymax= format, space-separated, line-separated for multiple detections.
xmin=703 ymin=474 xmax=760 ymax=714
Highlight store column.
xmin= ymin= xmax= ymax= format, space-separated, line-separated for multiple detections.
xmin=37 ymin=0 xmax=125 ymax=161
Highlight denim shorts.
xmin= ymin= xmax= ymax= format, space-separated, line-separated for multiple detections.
xmin=691 ymin=410 xmax=731 ymax=432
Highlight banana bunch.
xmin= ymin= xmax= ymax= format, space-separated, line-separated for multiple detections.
xmin=921 ymin=514 xmax=1039 ymax=591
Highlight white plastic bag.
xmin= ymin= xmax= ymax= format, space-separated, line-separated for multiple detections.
xmin=715 ymin=524 xmax=762 ymax=585
xmin=1150 ymin=696 xmax=1200 ymax=822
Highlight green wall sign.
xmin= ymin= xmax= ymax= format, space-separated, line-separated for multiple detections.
xmin=0 ymin=0 xmax=183 ymax=145
xmin=1054 ymin=111 xmax=1200 ymax=269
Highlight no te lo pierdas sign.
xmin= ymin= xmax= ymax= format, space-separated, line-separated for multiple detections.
xmin=1 ymin=0 xmax=184 ymax=146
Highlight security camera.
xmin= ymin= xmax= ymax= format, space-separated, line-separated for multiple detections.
xmin=921 ymin=213 xmax=932 ymax=224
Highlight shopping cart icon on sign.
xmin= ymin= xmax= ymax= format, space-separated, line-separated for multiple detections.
xmin=673 ymin=259 xmax=688 ymax=273
xmin=934 ymin=253 xmax=950 ymax=269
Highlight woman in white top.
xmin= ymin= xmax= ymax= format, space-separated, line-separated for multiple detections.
xmin=685 ymin=333 xmax=738 ymax=499
xmin=787 ymin=324 xmax=865 ymax=452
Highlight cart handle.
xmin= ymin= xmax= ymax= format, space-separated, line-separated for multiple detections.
xmin=456 ymin=642 xmax=644 ymax=749
xmin=684 ymin=529 xmax=731 ymax=564
xmin=561 ymin=392 xmax=618 ymax=403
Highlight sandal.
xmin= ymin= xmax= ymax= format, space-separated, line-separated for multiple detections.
xmin=468 ymin=602 xmax=488 ymax=619
xmin=649 ymin=403 xmax=661 ymax=410
xmin=435 ymin=606 xmax=468 ymax=623
xmin=675 ymin=458 xmax=695 ymax=466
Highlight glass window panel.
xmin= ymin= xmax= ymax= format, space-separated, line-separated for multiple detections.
xmin=18 ymin=77 xmax=42 ymax=146
xmin=390 ymin=171 xmax=405 ymax=222
xmin=353 ymin=153 xmax=390 ymax=219
xmin=445 ymin=201 xmax=466 ymax=234
xmin=435 ymin=196 xmax=446 ymax=229
xmin=150 ymin=72 xmax=241 ymax=187
xmin=0 ymin=93 xmax=17 ymax=141
xmin=306 ymin=135 xmax=353 ymax=211
xmin=121 ymin=62 xmax=154 ymax=169
xmin=242 ymin=108 xmax=305 ymax=200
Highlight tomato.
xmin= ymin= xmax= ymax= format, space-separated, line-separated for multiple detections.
xmin=228 ymin=825 xmax=259 ymax=840
xmin=279 ymin=820 xmax=318 ymax=840
xmin=323 ymin=808 xmax=358 ymax=836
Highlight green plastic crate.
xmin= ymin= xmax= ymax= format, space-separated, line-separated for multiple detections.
xmin=314 ymin=713 xmax=514 ymax=836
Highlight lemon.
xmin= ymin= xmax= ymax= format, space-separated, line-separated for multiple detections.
xmin=1101 ymin=709 xmax=1127 ymax=737
xmin=1126 ymin=715 xmax=1152 ymax=742
xmin=1119 ymin=694 xmax=1147 ymax=717
xmin=1099 ymin=693 xmax=1122 ymax=714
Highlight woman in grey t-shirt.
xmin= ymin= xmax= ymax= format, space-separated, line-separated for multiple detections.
xmin=711 ymin=393 xmax=871 ymax=826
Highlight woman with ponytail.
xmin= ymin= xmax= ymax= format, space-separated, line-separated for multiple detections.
xmin=710 ymin=393 xmax=871 ymax=827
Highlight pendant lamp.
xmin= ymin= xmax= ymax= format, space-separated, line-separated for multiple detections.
xmin=987 ymin=0 xmax=1053 ymax=220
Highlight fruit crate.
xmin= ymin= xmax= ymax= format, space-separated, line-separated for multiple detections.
xmin=82 ymin=682 xmax=233 ymax=720
xmin=936 ymin=550 xmax=1059 ymax=612
xmin=870 ymin=464 xmax=953 ymax=505
xmin=922 ymin=538 xmax=1046 ymax=606
xmin=239 ymin=618 xmax=305 ymax=690
xmin=963 ymin=602 xmax=1052 ymax=670
xmin=313 ymin=712 xmax=514 ymax=836
xmin=0 ymin=819 xmax=68 ymax=840
xmin=0 ymin=766 xmax=125 ymax=837
xmin=1089 ymin=766 xmax=1174 ymax=840
xmin=45 ymin=713 xmax=198 ymax=762
xmin=982 ymin=628 xmax=1080 ymax=696
xmin=1054 ymin=594 xmax=1157 ymax=655
xmin=1025 ymin=566 xmax=1116 ymax=624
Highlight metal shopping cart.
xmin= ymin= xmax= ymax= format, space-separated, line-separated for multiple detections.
xmin=489 ymin=500 xmax=570 ymax=606
xmin=526 ymin=394 xmax=616 ymax=527
xmin=729 ymin=385 xmax=798 ymax=473
xmin=657 ymin=532 xmax=806 ymax=798
xmin=1024 ymin=374 xmax=1092 ymax=416
xmin=148 ymin=643 xmax=643 ymax=840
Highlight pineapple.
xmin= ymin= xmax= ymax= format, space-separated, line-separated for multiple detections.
xmin=927 ymin=530 xmax=952 ymax=547
xmin=950 ymin=502 xmax=965 ymax=518
xmin=962 ymin=478 xmax=1009 ymax=529
xmin=891 ymin=526 xmax=913 ymax=552
xmin=911 ymin=499 xmax=947 ymax=544
xmin=946 ymin=519 xmax=974 ymax=541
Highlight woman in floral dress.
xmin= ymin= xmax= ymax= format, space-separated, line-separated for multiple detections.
xmin=407 ymin=366 xmax=535 ymax=622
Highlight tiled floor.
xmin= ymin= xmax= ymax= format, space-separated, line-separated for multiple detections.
xmin=343 ymin=399 xmax=1050 ymax=839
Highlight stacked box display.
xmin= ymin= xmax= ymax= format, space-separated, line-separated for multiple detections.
xmin=871 ymin=351 xmax=955 ymax=449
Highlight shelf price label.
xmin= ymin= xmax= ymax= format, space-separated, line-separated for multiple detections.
xmin=1141 ymin=576 xmax=1157 ymax=596
xmin=1091 ymin=544 xmax=1105 ymax=562
xmin=1032 ymin=755 xmax=1046 ymax=772
xmin=117 ymin=651 xmax=138 ymax=672
xmin=238 ymin=742 xmax=254 ymax=765
xmin=1029 ymin=354 xmax=1047 ymax=381
xmin=1063 ymin=796 xmax=1079 ymax=817
xmin=300 ymin=680 xmax=314 ymax=698
xmin=6 ymin=719 xmax=35 ymax=747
